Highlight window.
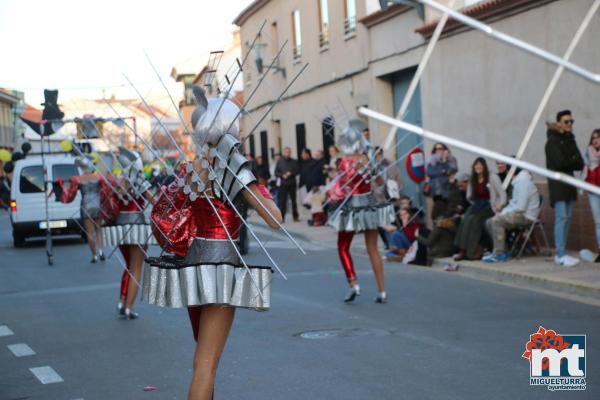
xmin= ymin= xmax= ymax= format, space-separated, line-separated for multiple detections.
xmin=344 ymin=0 xmax=356 ymax=35
xmin=53 ymin=164 xmax=79 ymax=188
xmin=292 ymin=9 xmax=302 ymax=60
xmin=20 ymin=165 xmax=44 ymax=193
xmin=318 ymin=0 xmax=329 ymax=48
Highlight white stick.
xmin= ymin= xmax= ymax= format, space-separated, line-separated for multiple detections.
xmin=417 ymin=0 xmax=600 ymax=83
xmin=360 ymin=107 xmax=600 ymax=196
xmin=502 ymin=0 xmax=600 ymax=188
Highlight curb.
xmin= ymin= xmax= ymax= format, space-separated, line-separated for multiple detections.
xmin=249 ymin=220 xmax=313 ymax=243
xmin=431 ymin=258 xmax=600 ymax=303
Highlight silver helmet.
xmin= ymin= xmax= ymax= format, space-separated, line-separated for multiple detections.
xmin=338 ymin=118 xmax=369 ymax=155
xmin=191 ymin=86 xmax=240 ymax=150
xmin=117 ymin=147 xmax=143 ymax=178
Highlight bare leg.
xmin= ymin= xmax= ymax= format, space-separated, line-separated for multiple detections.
xmin=83 ymin=219 xmax=97 ymax=257
xmin=188 ymin=305 xmax=236 ymax=400
xmin=94 ymin=218 xmax=104 ymax=253
xmin=364 ymin=229 xmax=385 ymax=293
xmin=125 ymin=245 xmax=145 ymax=310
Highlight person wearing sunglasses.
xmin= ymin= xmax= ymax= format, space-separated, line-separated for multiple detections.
xmin=545 ymin=109 xmax=584 ymax=267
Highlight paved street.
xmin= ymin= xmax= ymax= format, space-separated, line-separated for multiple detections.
xmin=0 ymin=211 xmax=599 ymax=400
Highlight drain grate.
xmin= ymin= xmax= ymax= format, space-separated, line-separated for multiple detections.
xmin=295 ymin=328 xmax=393 ymax=340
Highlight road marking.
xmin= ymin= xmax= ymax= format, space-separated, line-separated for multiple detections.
xmin=0 ymin=325 xmax=14 ymax=336
xmin=30 ymin=366 xmax=64 ymax=384
xmin=7 ymin=343 xmax=35 ymax=357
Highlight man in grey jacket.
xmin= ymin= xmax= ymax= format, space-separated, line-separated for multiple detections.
xmin=483 ymin=168 xmax=540 ymax=263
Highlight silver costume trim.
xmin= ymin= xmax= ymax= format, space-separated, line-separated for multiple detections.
xmin=213 ymin=134 xmax=257 ymax=203
xmin=184 ymin=238 xmax=240 ymax=265
xmin=102 ymin=223 xmax=157 ymax=247
xmin=115 ymin=211 xmax=148 ymax=225
xmin=142 ymin=262 xmax=272 ymax=310
xmin=79 ymin=181 xmax=101 ymax=220
xmin=328 ymin=193 xmax=396 ymax=232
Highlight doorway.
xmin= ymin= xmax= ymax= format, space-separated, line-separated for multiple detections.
xmin=391 ymin=67 xmax=423 ymax=204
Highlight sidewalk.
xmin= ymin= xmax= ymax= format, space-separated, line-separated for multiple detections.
xmin=269 ymin=212 xmax=600 ymax=307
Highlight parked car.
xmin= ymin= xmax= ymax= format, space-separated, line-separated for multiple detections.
xmin=10 ymin=153 xmax=82 ymax=247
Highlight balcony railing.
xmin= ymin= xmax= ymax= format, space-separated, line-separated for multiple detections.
xmin=319 ymin=30 xmax=329 ymax=48
xmin=344 ymin=16 xmax=356 ymax=35
xmin=293 ymin=45 xmax=302 ymax=60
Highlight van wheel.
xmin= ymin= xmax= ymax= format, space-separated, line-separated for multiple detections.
xmin=13 ymin=231 xmax=25 ymax=248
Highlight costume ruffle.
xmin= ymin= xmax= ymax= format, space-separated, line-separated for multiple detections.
xmin=142 ymin=255 xmax=272 ymax=311
xmin=328 ymin=193 xmax=395 ymax=232
xmin=102 ymin=223 xmax=157 ymax=247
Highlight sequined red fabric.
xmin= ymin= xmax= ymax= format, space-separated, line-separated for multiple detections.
xmin=151 ymin=184 xmax=241 ymax=257
xmin=327 ymin=157 xmax=372 ymax=202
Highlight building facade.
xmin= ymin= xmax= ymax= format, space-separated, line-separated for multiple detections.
xmin=0 ymin=89 xmax=24 ymax=150
xmin=235 ymin=0 xmax=600 ymax=249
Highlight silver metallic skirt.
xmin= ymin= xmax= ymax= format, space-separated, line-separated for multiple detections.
xmin=142 ymin=256 xmax=272 ymax=311
xmin=328 ymin=192 xmax=396 ymax=232
xmin=102 ymin=223 xmax=157 ymax=247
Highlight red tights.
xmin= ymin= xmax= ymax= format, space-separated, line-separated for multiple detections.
xmin=119 ymin=245 xmax=131 ymax=298
xmin=337 ymin=231 xmax=356 ymax=282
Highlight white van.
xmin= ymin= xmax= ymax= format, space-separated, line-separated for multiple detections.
xmin=10 ymin=153 xmax=82 ymax=247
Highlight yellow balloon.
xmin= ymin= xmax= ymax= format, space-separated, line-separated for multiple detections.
xmin=0 ymin=149 xmax=10 ymax=162
xmin=113 ymin=168 xmax=122 ymax=176
xmin=90 ymin=152 xmax=100 ymax=164
xmin=60 ymin=140 xmax=73 ymax=152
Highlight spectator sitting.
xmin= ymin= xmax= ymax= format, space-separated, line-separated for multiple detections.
xmin=309 ymin=186 xmax=326 ymax=226
xmin=454 ymin=157 xmax=506 ymax=261
xmin=383 ymin=207 xmax=419 ymax=261
xmin=482 ymin=168 xmax=540 ymax=263
xmin=416 ymin=173 xmax=470 ymax=265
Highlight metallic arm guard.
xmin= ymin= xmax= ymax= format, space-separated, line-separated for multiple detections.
xmin=126 ymin=169 xmax=152 ymax=199
xmin=212 ymin=134 xmax=257 ymax=204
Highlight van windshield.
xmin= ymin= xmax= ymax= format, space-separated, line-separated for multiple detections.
xmin=20 ymin=166 xmax=44 ymax=193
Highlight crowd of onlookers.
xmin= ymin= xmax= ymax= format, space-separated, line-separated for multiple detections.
xmin=2 ymin=109 xmax=598 ymax=268
xmin=263 ymin=110 xmax=600 ymax=268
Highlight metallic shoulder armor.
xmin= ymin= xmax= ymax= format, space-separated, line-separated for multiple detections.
xmin=212 ymin=134 xmax=256 ymax=204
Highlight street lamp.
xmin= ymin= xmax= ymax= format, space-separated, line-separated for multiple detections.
xmin=250 ymin=37 xmax=286 ymax=78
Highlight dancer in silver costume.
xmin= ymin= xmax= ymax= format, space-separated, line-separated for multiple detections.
xmin=142 ymin=87 xmax=282 ymax=400
xmin=54 ymin=156 xmax=107 ymax=263
xmin=101 ymin=147 xmax=156 ymax=319
xmin=327 ymin=119 xmax=395 ymax=303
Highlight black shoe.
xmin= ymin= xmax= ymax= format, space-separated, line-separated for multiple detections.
xmin=91 ymin=255 xmax=97 ymax=263
xmin=117 ymin=302 xmax=125 ymax=315
xmin=344 ymin=285 xmax=360 ymax=303
xmin=99 ymin=251 xmax=106 ymax=262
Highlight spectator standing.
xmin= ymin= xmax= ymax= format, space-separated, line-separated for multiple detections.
xmin=256 ymin=156 xmax=271 ymax=186
xmin=0 ymin=175 xmax=10 ymax=210
xmin=312 ymin=150 xmax=327 ymax=188
xmin=545 ymin=110 xmax=584 ymax=267
xmin=373 ymin=147 xmax=403 ymax=204
xmin=324 ymin=145 xmax=340 ymax=181
xmin=454 ymin=157 xmax=506 ymax=260
xmin=483 ymin=168 xmax=541 ymax=263
xmin=582 ymin=129 xmax=600 ymax=262
xmin=299 ymin=149 xmax=316 ymax=191
xmin=274 ymin=147 xmax=300 ymax=222
xmin=426 ymin=143 xmax=458 ymax=221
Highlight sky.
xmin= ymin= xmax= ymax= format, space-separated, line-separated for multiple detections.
xmin=0 ymin=0 xmax=253 ymax=107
